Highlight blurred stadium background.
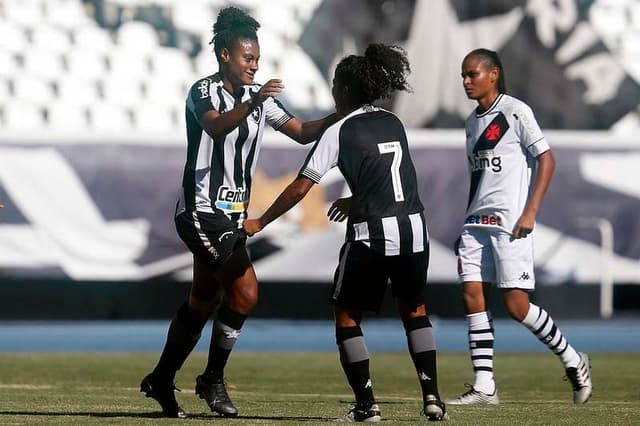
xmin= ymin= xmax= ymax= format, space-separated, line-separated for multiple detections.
xmin=0 ymin=0 xmax=639 ymax=322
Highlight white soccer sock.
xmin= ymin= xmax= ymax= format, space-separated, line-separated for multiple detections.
xmin=467 ymin=311 xmax=495 ymax=394
xmin=522 ymin=303 xmax=580 ymax=368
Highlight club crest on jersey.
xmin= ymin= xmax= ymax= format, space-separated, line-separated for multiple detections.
xmin=250 ymin=104 xmax=262 ymax=123
xmin=485 ymin=123 xmax=502 ymax=141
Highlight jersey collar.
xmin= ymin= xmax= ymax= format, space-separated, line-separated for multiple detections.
xmin=475 ymin=93 xmax=504 ymax=118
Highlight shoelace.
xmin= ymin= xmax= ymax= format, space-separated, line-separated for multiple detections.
xmin=564 ymin=368 xmax=583 ymax=390
xmin=460 ymin=383 xmax=477 ymax=397
xmin=214 ymin=382 xmax=233 ymax=402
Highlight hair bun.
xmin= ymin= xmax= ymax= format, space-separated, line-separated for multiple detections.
xmin=364 ymin=43 xmax=386 ymax=63
xmin=213 ymin=6 xmax=259 ymax=35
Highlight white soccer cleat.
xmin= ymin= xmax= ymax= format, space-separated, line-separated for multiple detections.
xmin=445 ymin=384 xmax=499 ymax=405
xmin=565 ymin=352 xmax=592 ymax=404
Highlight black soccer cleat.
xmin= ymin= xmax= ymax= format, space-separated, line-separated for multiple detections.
xmin=195 ymin=374 xmax=238 ymax=417
xmin=140 ymin=373 xmax=186 ymax=419
xmin=422 ymin=395 xmax=448 ymax=421
xmin=340 ymin=402 xmax=381 ymax=422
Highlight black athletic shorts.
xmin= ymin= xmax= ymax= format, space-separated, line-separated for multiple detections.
xmin=330 ymin=241 xmax=429 ymax=312
xmin=175 ymin=210 xmax=246 ymax=268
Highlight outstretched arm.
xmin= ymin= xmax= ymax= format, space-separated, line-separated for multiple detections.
xmin=278 ymin=113 xmax=339 ymax=145
xmin=513 ymin=150 xmax=555 ymax=238
xmin=243 ymin=176 xmax=315 ymax=236
xmin=200 ymin=79 xmax=284 ymax=138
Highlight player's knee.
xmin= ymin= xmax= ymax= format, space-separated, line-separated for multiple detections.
xmin=462 ymin=289 xmax=484 ymax=312
xmin=504 ymin=301 xmax=527 ymax=321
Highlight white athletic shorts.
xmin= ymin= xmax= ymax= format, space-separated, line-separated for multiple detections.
xmin=457 ymin=227 xmax=535 ymax=289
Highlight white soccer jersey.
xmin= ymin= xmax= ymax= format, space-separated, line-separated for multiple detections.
xmin=176 ymin=73 xmax=293 ymax=227
xmin=463 ymin=93 xmax=550 ymax=234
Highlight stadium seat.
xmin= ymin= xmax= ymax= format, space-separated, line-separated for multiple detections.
xmin=47 ymin=102 xmax=90 ymax=132
xmin=108 ymin=48 xmax=150 ymax=80
xmin=134 ymin=105 xmax=176 ymax=134
xmin=195 ymin=51 xmax=219 ymax=77
xmin=45 ymin=0 xmax=91 ymax=29
xmin=257 ymin=29 xmax=286 ymax=57
xmin=143 ymin=76 xmax=186 ymax=108
xmin=0 ymin=19 xmax=29 ymax=53
xmin=73 ymin=25 xmax=115 ymax=53
xmin=12 ymin=75 xmax=55 ymax=104
xmin=117 ymin=20 xmax=160 ymax=52
xmin=277 ymin=46 xmax=333 ymax=110
xmin=172 ymin=1 xmax=216 ymax=35
xmin=66 ymin=49 xmax=107 ymax=80
xmin=0 ymin=51 xmax=19 ymax=78
xmin=31 ymin=24 xmax=72 ymax=54
xmin=23 ymin=49 xmax=65 ymax=80
xmin=150 ymin=46 xmax=195 ymax=84
xmin=4 ymin=0 xmax=44 ymax=27
xmin=89 ymin=102 xmax=133 ymax=132
xmin=2 ymin=101 xmax=46 ymax=131
xmin=101 ymin=75 xmax=143 ymax=108
xmin=254 ymin=3 xmax=302 ymax=41
xmin=57 ymin=77 xmax=100 ymax=108
xmin=0 ymin=78 xmax=11 ymax=100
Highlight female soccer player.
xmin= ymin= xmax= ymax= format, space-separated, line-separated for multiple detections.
xmin=140 ymin=7 xmax=336 ymax=418
xmin=447 ymin=48 xmax=592 ymax=406
xmin=244 ymin=44 xmax=447 ymax=422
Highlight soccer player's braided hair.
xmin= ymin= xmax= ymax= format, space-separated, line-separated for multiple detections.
xmin=210 ymin=7 xmax=260 ymax=65
xmin=466 ymin=48 xmax=507 ymax=93
xmin=335 ymin=43 xmax=411 ymax=104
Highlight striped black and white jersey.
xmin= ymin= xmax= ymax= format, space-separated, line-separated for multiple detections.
xmin=464 ymin=93 xmax=550 ymax=234
xmin=176 ymin=73 xmax=294 ymax=227
xmin=300 ymin=105 xmax=427 ymax=256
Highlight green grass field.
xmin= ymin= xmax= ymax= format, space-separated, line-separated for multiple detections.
xmin=0 ymin=352 xmax=637 ymax=425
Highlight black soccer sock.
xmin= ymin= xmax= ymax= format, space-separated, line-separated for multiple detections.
xmin=153 ymin=302 xmax=208 ymax=383
xmin=403 ymin=316 xmax=439 ymax=400
xmin=336 ymin=326 xmax=375 ymax=406
xmin=204 ymin=304 xmax=247 ymax=381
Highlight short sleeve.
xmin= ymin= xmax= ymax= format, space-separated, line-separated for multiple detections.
xmin=514 ymin=102 xmax=550 ymax=157
xmin=187 ymin=78 xmax=219 ymax=120
xmin=264 ymin=97 xmax=294 ymax=130
xmin=299 ymin=122 xmax=341 ymax=183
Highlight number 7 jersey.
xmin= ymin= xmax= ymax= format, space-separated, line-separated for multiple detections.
xmin=300 ymin=105 xmax=426 ymax=256
xmin=464 ymin=93 xmax=550 ymax=233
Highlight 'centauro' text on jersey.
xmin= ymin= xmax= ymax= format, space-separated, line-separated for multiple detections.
xmin=176 ymin=73 xmax=293 ymax=227
xmin=300 ymin=105 xmax=426 ymax=256
xmin=464 ymin=93 xmax=550 ymax=234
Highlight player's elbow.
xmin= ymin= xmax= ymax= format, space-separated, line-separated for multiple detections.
xmin=290 ymin=177 xmax=314 ymax=199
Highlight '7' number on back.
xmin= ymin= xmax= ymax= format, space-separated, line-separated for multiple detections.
xmin=377 ymin=141 xmax=404 ymax=202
